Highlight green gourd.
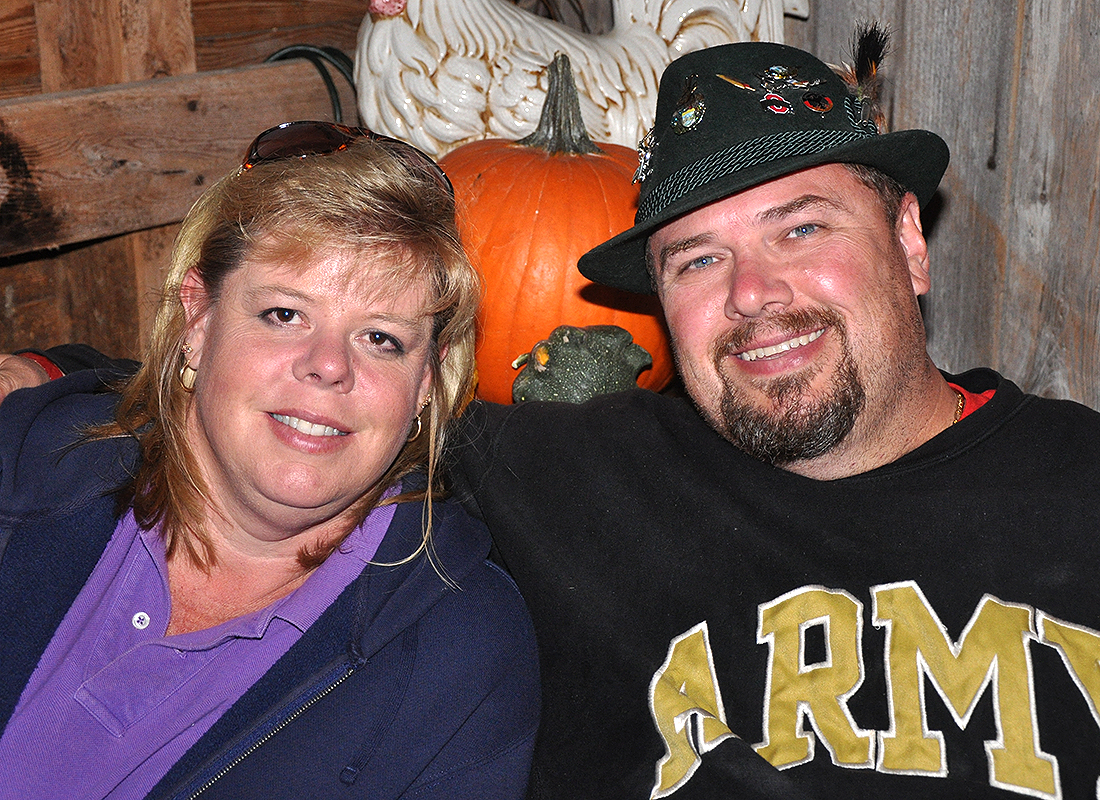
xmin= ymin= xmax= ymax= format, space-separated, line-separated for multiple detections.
xmin=512 ymin=325 xmax=652 ymax=404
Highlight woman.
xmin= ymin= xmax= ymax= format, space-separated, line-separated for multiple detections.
xmin=0 ymin=122 xmax=539 ymax=799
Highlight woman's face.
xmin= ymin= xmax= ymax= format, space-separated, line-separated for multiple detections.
xmin=181 ymin=242 xmax=435 ymax=544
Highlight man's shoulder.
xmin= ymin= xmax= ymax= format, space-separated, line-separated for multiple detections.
xmin=949 ymin=368 xmax=1100 ymax=477
xmin=462 ymin=388 xmax=705 ymax=441
xmin=953 ymin=367 xmax=1100 ymax=425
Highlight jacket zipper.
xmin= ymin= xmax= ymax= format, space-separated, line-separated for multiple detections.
xmin=181 ymin=663 xmax=356 ymax=800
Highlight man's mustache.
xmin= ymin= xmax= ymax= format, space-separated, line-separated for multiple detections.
xmin=713 ymin=307 xmax=844 ymax=361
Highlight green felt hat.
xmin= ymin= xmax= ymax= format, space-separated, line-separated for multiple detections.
xmin=577 ymin=41 xmax=950 ymax=295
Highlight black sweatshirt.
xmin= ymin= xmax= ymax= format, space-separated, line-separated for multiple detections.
xmin=450 ymin=368 xmax=1100 ymax=799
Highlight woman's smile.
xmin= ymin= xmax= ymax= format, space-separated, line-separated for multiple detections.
xmin=270 ymin=412 xmax=350 ymax=438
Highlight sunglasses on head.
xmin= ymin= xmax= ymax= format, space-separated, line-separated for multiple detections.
xmin=240 ymin=120 xmax=454 ymax=197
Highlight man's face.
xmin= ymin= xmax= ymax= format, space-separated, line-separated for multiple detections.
xmin=650 ymin=163 xmax=931 ymax=468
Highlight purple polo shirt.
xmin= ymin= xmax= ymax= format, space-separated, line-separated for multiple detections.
xmin=0 ymin=499 xmax=398 ymax=800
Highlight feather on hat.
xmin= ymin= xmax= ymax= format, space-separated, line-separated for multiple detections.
xmin=830 ymin=22 xmax=891 ymax=133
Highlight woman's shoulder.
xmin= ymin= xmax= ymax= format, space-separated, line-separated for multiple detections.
xmin=373 ymin=497 xmax=527 ymax=608
xmin=418 ymin=499 xmax=530 ymax=618
xmin=390 ymin=497 xmax=534 ymax=653
xmin=0 ymin=372 xmax=135 ymax=517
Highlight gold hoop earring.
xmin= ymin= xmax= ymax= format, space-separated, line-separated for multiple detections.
xmin=179 ymin=363 xmax=197 ymax=391
xmin=179 ymin=343 xmax=196 ymax=391
xmin=406 ymin=413 xmax=423 ymax=443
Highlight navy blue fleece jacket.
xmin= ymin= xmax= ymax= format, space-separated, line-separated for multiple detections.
xmin=0 ymin=371 xmax=541 ymax=799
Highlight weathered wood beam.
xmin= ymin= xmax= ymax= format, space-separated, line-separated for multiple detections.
xmin=34 ymin=0 xmax=198 ymax=91
xmin=30 ymin=0 xmax=198 ymax=356
xmin=0 ymin=59 xmax=350 ymax=259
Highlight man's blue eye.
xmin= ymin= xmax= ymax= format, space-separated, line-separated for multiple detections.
xmin=790 ymin=223 xmax=817 ymax=238
xmin=687 ymin=255 xmax=716 ymax=270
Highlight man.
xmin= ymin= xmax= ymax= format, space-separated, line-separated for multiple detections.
xmin=447 ymin=35 xmax=1100 ymax=800
xmin=5 ymin=34 xmax=1100 ymax=800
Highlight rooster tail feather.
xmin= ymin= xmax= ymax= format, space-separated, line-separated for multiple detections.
xmin=829 ymin=21 xmax=890 ymax=132
xmin=851 ymin=21 xmax=889 ymax=103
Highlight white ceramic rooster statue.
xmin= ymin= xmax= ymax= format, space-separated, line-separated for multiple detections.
xmin=355 ymin=0 xmax=799 ymax=158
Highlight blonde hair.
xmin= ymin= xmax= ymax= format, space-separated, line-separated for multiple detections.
xmin=100 ymin=136 xmax=480 ymax=571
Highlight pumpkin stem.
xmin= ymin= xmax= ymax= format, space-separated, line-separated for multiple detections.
xmin=517 ymin=52 xmax=602 ymax=155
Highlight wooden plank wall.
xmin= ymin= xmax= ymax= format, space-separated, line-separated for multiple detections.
xmin=0 ymin=0 xmax=363 ymax=359
xmin=4 ymin=1 xmax=1099 ymax=412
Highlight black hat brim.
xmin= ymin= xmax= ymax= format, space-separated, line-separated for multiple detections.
xmin=578 ymin=128 xmax=949 ymax=295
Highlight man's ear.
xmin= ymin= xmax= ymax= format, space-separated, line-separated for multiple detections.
xmin=897 ymin=193 xmax=931 ymax=296
xmin=179 ymin=268 xmax=212 ymax=368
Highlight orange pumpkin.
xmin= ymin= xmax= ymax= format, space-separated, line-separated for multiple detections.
xmin=439 ymin=53 xmax=673 ymax=404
